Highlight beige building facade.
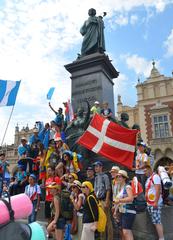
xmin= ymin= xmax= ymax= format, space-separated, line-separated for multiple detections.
xmin=0 ymin=124 xmax=35 ymax=171
xmin=117 ymin=62 xmax=173 ymax=165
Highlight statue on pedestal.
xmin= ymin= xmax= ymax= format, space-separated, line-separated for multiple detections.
xmin=80 ymin=8 xmax=106 ymax=56
xmin=65 ymin=101 xmax=90 ymax=153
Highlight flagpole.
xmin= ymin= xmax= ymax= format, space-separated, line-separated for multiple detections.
xmin=1 ymin=105 xmax=15 ymax=146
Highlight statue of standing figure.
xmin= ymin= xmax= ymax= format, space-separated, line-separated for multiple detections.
xmin=80 ymin=8 xmax=106 ymax=56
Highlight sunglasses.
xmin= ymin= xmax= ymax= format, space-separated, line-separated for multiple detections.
xmin=116 ymin=175 xmax=123 ymax=178
xmin=81 ymin=186 xmax=87 ymax=189
xmin=68 ymin=177 xmax=74 ymax=180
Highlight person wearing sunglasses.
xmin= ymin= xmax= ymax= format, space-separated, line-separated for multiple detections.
xmin=70 ymin=180 xmax=85 ymax=240
xmin=113 ymin=170 xmax=136 ymax=240
xmin=81 ymin=181 xmax=98 ymax=240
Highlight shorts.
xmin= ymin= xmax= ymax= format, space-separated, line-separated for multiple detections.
xmin=147 ymin=206 xmax=162 ymax=224
xmin=120 ymin=213 xmax=136 ymax=230
xmin=56 ymin=217 xmax=66 ymax=230
xmin=45 ymin=201 xmax=51 ymax=219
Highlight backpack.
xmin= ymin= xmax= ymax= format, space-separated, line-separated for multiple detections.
xmin=87 ymin=195 xmax=107 ymax=233
xmin=0 ymin=196 xmax=31 ymax=240
xmin=131 ymin=177 xmax=147 ymax=213
xmin=60 ymin=189 xmax=73 ymax=220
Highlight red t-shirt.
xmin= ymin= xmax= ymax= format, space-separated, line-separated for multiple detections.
xmin=45 ymin=176 xmax=61 ymax=202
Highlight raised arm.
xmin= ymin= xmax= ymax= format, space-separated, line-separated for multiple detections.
xmin=48 ymin=102 xmax=58 ymax=115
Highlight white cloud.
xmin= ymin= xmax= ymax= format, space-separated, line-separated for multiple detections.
xmin=164 ymin=29 xmax=173 ymax=57
xmin=114 ymin=14 xmax=128 ymax=26
xmin=130 ymin=15 xmax=138 ymax=25
xmin=123 ymin=54 xmax=160 ymax=77
xmin=0 ymin=0 xmax=172 ymax=144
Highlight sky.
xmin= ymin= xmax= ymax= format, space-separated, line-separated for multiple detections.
xmin=0 ymin=0 xmax=173 ymax=145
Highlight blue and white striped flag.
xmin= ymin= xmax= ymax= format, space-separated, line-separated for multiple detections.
xmin=47 ymin=87 xmax=55 ymax=100
xmin=0 ymin=80 xmax=21 ymax=107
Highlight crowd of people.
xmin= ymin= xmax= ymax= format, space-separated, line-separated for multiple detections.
xmin=0 ymin=100 xmax=173 ymax=240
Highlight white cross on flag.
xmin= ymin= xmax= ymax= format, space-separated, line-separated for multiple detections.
xmin=77 ymin=113 xmax=138 ymax=169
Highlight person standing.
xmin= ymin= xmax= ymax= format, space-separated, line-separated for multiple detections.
xmin=101 ymin=102 xmax=112 ymax=120
xmin=135 ymin=142 xmax=149 ymax=191
xmin=70 ymin=180 xmax=85 ymax=240
xmin=45 ymin=166 xmax=61 ymax=223
xmin=90 ymin=101 xmax=101 ymax=115
xmin=110 ymin=166 xmax=120 ymax=203
xmin=94 ymin=161 xmax=113 ymax=240
xmin=145 ymin=165 xmax=164 ymax=240
xmin=47 ymin=181 xmax=65 ymax=240
xmin=81 ymin=181 xmax=98 ymax=240
xmin=25 ymin=174 xmax=41 ymax=223
xmin=0 ymin=153 xmax=10 ymax=186
xmin=86 ymin=166 xmax=95 ymax=187
xmin=114 ymin=170 xmax=136 ymax=240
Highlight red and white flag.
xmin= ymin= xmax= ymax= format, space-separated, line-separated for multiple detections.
xmin=77 ymin=114 xmax=138 ymax=169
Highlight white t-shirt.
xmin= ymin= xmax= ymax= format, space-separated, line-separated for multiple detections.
xmin=145 ymin=174 xmax=163 ymax=206
xmin=135 ymin=152 xmax=148 ymax=174
xmin=25 ymin=184 xmax=41 ymax=201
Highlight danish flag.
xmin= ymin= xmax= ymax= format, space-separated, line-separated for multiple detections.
xmin=77 ymin=114 xmax=138 ymax=169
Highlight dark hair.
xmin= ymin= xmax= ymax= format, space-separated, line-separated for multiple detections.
xmin=47 ymin=165 xmax=55 ymax=171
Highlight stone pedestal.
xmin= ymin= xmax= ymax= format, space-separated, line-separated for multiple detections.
xmin=132 ymin=206 xmax=173 ymax=240
xmin=64 ymin=53 xmax=119 ymax=113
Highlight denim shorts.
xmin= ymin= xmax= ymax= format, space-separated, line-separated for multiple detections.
xmin=56 ymin=217 xmax=66 ymax=230
xmin=120 ymin=213 xmax=136 ymax=230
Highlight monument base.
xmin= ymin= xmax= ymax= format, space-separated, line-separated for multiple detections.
xmin=65 ymin=52 xmax=119 ymax=114
xmin=132 ymin=206 xmax=173 ymax=240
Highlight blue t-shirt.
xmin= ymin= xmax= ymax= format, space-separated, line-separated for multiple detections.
xmin=101 ymin=108 xmax=112 ymax=116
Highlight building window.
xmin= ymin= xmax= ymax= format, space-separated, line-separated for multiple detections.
xmin=153 ymin=115 xmax=169 ymax=138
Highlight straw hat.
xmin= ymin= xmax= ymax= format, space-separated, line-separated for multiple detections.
xmin=117 ymin=170 xmax=129 ymax=179
xmin=47 ymin=182 xmax=61 ymax=189
xmin=70 ymin=180 xmax=82 ymax=190
xmin=110 ymin=166 xmax=120 ymax=173
xmin=82 ymin=181 xmax=94 ymax=192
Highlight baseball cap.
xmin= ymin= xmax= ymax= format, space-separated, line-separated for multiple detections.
xmin=29 ymin=174 xmax=36 ymax=180
xmin=93 ymin=161 xmax=103 ymax=166
xmin=94 ymin=101 xmax=100 ymax=104
xmin=137 ymin=142 xmax=146 ymax=147
xmin=21 ymin=137 xmax=27 ymax=141
xmin=86 ymin=166 xmax=94 ymax=171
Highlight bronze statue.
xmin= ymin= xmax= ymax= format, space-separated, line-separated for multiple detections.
xmin=80 ymin=8 xmax=106 ymax=56
xmin=118 ymin=112 xmax=129 ymax=128
xmin=65 ymin=101 xmax=90 ymax=152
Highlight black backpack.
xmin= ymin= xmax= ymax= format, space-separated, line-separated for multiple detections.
xmin=0 ymin=195 xmax=31 ymax=240
xmin=60 ymin=189 xmax=73 ymax=220
xmin=133 ymin=192 xmax=147 ymax=213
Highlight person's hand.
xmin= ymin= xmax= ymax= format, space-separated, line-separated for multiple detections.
xmin=35 ymin=206 xmax=40 ymax=212
xmin=153 ymin=202 xmax=158 ymax=208
xmin=90 ymin=223 xmax=97 ymax=232
xmin=52 ymin=220 xmax=56 ymax=227
xmin=113 ymin=199 xmax=120 ymax=205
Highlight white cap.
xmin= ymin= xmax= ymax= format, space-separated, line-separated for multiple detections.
xmin=21 ymin=137 xmax=27 ymax=141
xmin=94 ymin=101 xmax=99 ymax=104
